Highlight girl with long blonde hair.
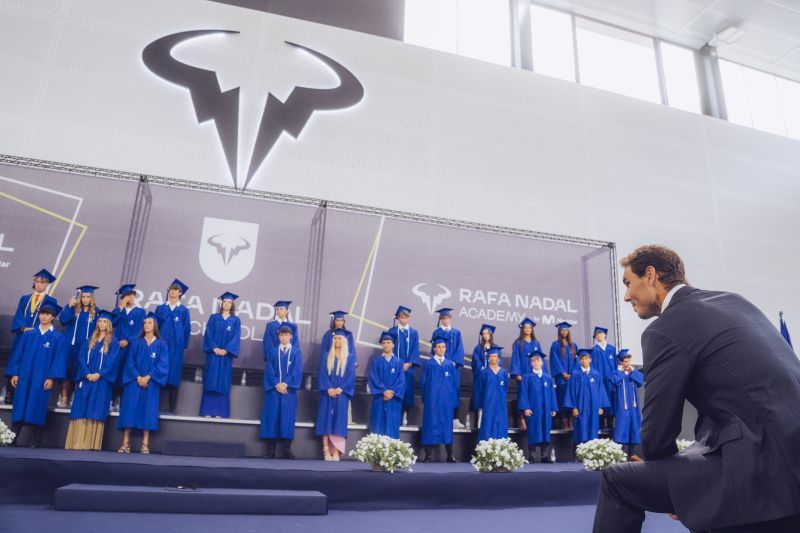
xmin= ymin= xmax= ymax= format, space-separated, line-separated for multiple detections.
xmin=315 ymin=328 xmax=356 ymax=460
xmin=57 ymin=286 xmax=98 ymax=407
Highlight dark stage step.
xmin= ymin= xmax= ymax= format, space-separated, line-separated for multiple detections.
xmin=162 ymin=440 xmax=246 ymax=458
xmin=54 ymin=483 xmax=327 ymax=515
xmin=0 ymin=448 xmax=599 ymax=511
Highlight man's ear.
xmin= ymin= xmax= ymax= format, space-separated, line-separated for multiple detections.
xmin=645 ymin=265 xmax=658 ymax=286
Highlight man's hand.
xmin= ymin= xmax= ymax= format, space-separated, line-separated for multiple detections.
xmin=516 ymin=375 xmax=522 ymax=382
xmin=22 ymin=327 xmax=33 ymax=332
xmin=327 ymin=388 xmax=337 ymax=397
xmin=402 ymin=362 xmax=411 ymax=372
xmin=119 ymin=339 xmax=128 ymax=348
xmin=598 ymin=408 xmax=604 ymax=415
xmin=572 ymin=408 xmax=579 ymax=417
xmin=335 ymin=387 xmax=343 ymax=396
xmin=43 ymin=379 xmax=53 ymax=391
xmin=88 ymin=373 xmax=101 ymax=382
xmin=550 ymin=411 xmax=557 ymax=417
xmin=276 ymin=383 xmax=288 ymax=394
xmin=10 ymin=376 xmax=18 ymax=388
xmin=523 ymin=409 xmax=532 ymax=417
xmin=383 ymin=390 xmax=394 ymax=401
xmin=562 ymin=373 xmax=570 ymax=380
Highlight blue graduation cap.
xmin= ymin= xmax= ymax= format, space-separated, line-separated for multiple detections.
xmin=480 ymin=324 xmax=496 ymax=334
xmin=519 ymin=317 xmax=536 ymax=329
xmin=617 ymin=349 xmax=632 ymax=361
xmin=435 ymin=308 xmax=453 ymax=316
xmin=528 ymin=349 xmax=546 ymax=359
xmin=219 ymin=291 xmax=239 ymax=301
xmin=144 ymin=311 xmax=162 ymax=325
xmin=431 ymin=335 xmax=448 ymax=346
xmin=274 ymin=300 xmax=292 ymax=308
xmin=277 ymin=324 xmax=294 ymax=335
xmin=329 ymin=310 xmax=348 ymax=328
xmin=332 ymin=327 xmax=349 ymax=337
xmin=97 ymin=309 xmax=115 ymax=322
xmin=594 ymin=326 xmax=609 ymax=335
xmin=169 ymin=278 xmax=189 ymax=295
xmin=33 ymin=269 xmax=57 ymax=283
xmin=116 ymin=283 xmax=137 ymax=296
xmin=577 ymin=348 xmax=593 ymax=357
xmin=487 ymin=346 xmax=503 ymax=356
xmin=76 ymin=285 xmax=99 ymax=294
xmin=394 ymin=305 xmax=412 ymax=317
xmin=555 ymin=321 xmax=572 ymax=329
xmin=39 ymin=301 xmax=62 ymax=315
xmin=379 ymin=331 xmax=397 ymax=343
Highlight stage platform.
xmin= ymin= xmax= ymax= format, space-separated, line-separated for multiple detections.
xmin=0 ymin=448 xmax=600 ymax=510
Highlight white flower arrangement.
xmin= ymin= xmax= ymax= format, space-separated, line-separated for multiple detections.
xmin=575 ymin=438 xmax=626 ymax=471
xmin=676 ymin=439 xmax=695 ymax=452
xmin=0 ymin=420 xmax=15 ymax=446
xmin=470 ymin=438 xmax=526 ymax=473
xmin=349 ymin=433 xmax=417 ymax=473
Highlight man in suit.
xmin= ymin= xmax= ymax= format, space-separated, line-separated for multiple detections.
xmin=593 ymin=244 xmax=800 ymax=533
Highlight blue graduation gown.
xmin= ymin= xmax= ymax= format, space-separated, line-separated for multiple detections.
xmin=420 ymin=358 xmax=459 ymax=445
xmin=5 ymin=327 xmax=67 ymax=426
xmin=476 ymin=366 xmax=509 ymax=441
xmin=117 ymin=337 xmax=169 ymax=431
xmin=10 ymin=293 xmax=58 ymax=354
xmin=549 ymin=341 xmax=578 ymax=410
xmin=518 ymin=371 xmax=558 ymax=444
xmin=155 ymin=303 xmax=191 ymax=387
xmin=510 ymin=338 xmax=543 ymax=378
xmin=591 ymin=343 xmax=617 ymax=404
xmin=431 ymin=327 xmax=465 ymax=367
xmin=260 ymin=345 xmax=302 ymax=439
xmin=316 ymin=352 xmax=356 ymax=438
xmin=58 ymin=307 xmax=97 ymax=381
xmin=111 ymin=306 xmax=146 ymax=385
xmin=70 ymin=338 xmax=121 ymax=421
xmin=387 ymin=325 xmax=420 ymax=407
xmin=470 ymin=343 xmax=490 ymax=412
xmin=608 ymin=369 xmax=644 ymax=444
xmin=563 ymin=368 xmax=610 ymax=443
xmin=263 ymin=320 xmax=300 ymax=354
xmin=368 ymin=354 xmax=406 ymax=438
xmin=201 ymin=314 xmax=241 ymax=395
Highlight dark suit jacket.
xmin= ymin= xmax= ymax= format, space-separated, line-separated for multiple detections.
xmin=641 ymin=286 xmax=800 ymax=530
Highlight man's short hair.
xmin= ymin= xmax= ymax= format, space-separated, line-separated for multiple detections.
xmin=621 ymin=245 xmax=688 ymax=290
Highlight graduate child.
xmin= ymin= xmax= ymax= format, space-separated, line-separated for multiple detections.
xmin=111 ymin=283 xmax=145 ymax=410
xmin=260 ymin=325 xmax=302 ymax=459
xmin=320 ymin=311 xmax=357 ymax=360
xmin=470 ymin=324 xmax=496 ymax=428
xmin=199 ymin=292 xmax=241 ymax=418
xmin=563 ymin=349 xmax=610 ymax=451
xmin=117 ymin=312 xmax=169 ymax=454
xmin=420 ymin=335 xmax=460 ymax=463
xmin=7 ymin=269 xmax=58 ymax=404
xmin=368 ymin=331 xmax=406 ymax=439
xmin=387 ymin=306 xmax=420 ymax=425
xmin=607 ymin=349 xmax=644 ymax=459
xmin=263 ymin=300 xmax=300 ymax=354
xmin=549 ymin=322 xmax=579 ymax=429
xmin=518 ymin=350 xmax=558 ymax=463
xmin=475 ymin=346 xmax=509 ymax=442
xmin=65 ymin=311 xmax=120 ymax=450
xmin=5 ymin=301 xmax=67 ymax=447
xmin=57 ymin=285 xmax=98 ymax=408
xmin=316 ymin=328 xmax=356 ymax=461
xmin=591 ymin=326 xmax=617 ymax=428
xmin=510 ymin=318 xmax=542 ymax=429
xmin=155 ymin=279 xmax=191 ymax=414
xmin=430 ymin=307 xmax=465 ymax=428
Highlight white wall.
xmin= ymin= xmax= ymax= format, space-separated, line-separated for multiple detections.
xmin=1 ymin=0 xmax=798 ymax=361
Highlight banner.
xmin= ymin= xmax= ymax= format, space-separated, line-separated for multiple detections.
xmin=0 ymin=162 xmax=616 ymax=376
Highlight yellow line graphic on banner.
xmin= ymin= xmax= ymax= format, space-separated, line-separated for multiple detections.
xmin=348 ymin=224 xmax=382 ymax=315
xmin=0 ymin=190 xmax=89 ymax=293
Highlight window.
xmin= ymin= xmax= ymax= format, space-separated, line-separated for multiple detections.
xmin=575 ymin=18 xmax=661 ymax=104
xmin=530 ymin=5 xmax=575 ymax=82
xmin=404 ymin=0 xmax=511 ymax=66
xmin=660 ymin=42 xmax=701 ymax=114
xmin=719 ymin=60 xmax=800 ymax=140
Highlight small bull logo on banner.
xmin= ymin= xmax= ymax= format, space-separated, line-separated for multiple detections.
xmin=199 ymin=217 xmax=259 ymax=283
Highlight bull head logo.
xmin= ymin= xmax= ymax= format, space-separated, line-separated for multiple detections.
xmin=411 ymin=283 xmax=452 ymax=315
xmin=142 ymin=30 xmax=364 ymax=190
